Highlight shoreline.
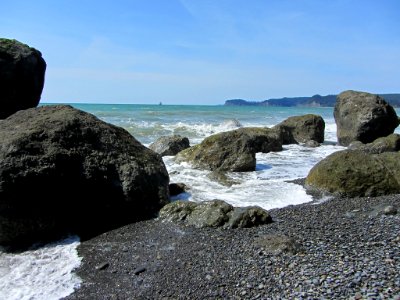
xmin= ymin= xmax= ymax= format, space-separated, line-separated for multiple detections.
xmin=65 ymin=188 xmax=399 ymax=299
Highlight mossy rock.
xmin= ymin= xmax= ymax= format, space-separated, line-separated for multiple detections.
xmin=159 ymin=200 xmax=272 ymax=229
xmin=349 ymin=134 xmax=400 ymax=154
xmin=158 ymin=200 xmax=197 ymax=222
xmin=187 ymin=200 xmax=234 ymax=228
xmin=175 ymin=127 xmax=282 ymax=172
xmin=274 ymin=114 xmax=325 ymax=144
xmin=305 ymin=150 xmax=400 ymax=197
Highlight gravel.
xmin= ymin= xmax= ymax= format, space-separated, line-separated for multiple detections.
xmin=64 ymin=191 xmax=400 ymax=300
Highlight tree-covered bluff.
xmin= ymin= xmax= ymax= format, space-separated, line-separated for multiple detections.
xmin=225 ymin=94 xmax=400 ymax=107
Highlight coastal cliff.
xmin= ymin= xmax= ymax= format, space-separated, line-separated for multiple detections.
xmin=225 ymin=93 xmax=400 ymax=107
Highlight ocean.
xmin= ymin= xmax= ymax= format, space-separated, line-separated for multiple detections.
xmin=1 ymin=103 xmax=397 ymax=299
xmin=71 ymin=103 xmax=344 ymax=209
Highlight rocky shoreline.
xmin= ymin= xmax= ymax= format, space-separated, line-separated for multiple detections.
xmin=1 ymin=39 xmax=400 ymax=299
xmin=65 ymin=189 xmax=399 ymax=300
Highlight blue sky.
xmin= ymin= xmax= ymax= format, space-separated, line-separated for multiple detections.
xmin=1 ymin=0 xmax=399 ymax=104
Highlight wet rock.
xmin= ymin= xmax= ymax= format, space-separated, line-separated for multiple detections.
xmin=149 ymin=135 xmax=190 ymax=156
xmin=175 ymin=127 xmax=282 ymax=172
xmin=207 ymin=170 xmax=239 ymax=187
xmin=304 ymin=140 xmax=320 ymax=148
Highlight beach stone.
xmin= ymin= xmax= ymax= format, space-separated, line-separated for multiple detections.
xmin=0 ymin=105 xmax=170 ymax=248
xmin=95 ymin=262 xmax=110 ymax=271
xmin=348 ymin=134 xmax=400 ymax=154
xmin=304 ymin=140 xmax=320 ymax=148
xmin=254 ymin=234 xmax=303 ymax=255
xmin=159 ymin=200 xmax=272 ymax=229
xmin=133 ymin=267 xmax=146 ymax=275
xmin=334 ymin=90 xmax=399 ymax=146
xmin=187 ymin=200 xmax=233 ymax=228
xmin=226 ymin=206 xmax=272 ymax=228
xmin=274 ymin=114 xmax=325 ymax=144
xmin=305 ymin=150 xmax=400 ymax=197
xmin=383 ymin=205 xmax=397 ymax=215
xmin=159 ymin=200 xmax=197 ymax=222
xmin=175 ymin=127 xmax=282 ymax=172
xmin=0 ymin=38 xmax=46 ymax=119
xmin=149 ymin=135 xmax=190 ymax=156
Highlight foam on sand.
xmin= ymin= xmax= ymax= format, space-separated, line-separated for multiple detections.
xmin=0 ymin=236 xmax=81 ymax=300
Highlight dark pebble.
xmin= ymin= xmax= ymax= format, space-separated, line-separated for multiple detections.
xmin=95 ymin=262 xmax=109 ymax=271
xmin=133 ymin=267 xmax=146 ymax=275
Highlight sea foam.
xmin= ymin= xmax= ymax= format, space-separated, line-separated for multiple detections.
xmin=0 ymin=237 xmax=81 ymax=300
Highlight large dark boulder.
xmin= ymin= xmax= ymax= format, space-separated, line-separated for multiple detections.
xmin=175 ymin=127 xmax=282 ymax=172
xmin=305 ymin=150 xmax=400 ymax=197
xmin=0 ymin=105 xmax=169 ymax=248
xmin=159 ymin=200 xmax=272 ymax=228
xmin=149 ymin=135 xmax=190 ymax=156
xmin=334 ymin=90 xmax=399 ymax=146
xmin=0 ymin=38 xmax=46 ymax=119
xmin=274 ymin=114 xmax=325 ymax=144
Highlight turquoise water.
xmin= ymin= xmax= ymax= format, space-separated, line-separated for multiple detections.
xmin=4 ymin=103 xmax=395 ymax=300
xmin=46 ymin=103 xmax=337 ymax=145
xmin=41 ymin=102 xmax=343 ymax=208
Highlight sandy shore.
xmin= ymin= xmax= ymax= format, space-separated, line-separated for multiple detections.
xmin=64 ymin=190 xmax=400 ymax=299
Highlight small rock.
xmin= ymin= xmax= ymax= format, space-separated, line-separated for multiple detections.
xmin=383 ymin=205 xmax=397 ymax=215
xmin=304 ymin=140 xmax=320 ymax=148
xmin=95 ymin=262 xmax=110 ymax=270
xmin=133 ymin=267 xmax=146 ymax=275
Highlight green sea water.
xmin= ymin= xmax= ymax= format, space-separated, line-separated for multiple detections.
xmin=43 ymin=103 xmax=337 ymax=145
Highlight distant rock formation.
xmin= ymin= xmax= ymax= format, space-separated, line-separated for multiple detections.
xmin=225 ymin=94 xmax=337 ymax=107
xmin=0 ymin=105 xmax=169 ymax=249
xmin=0 ymin=38 xmax=46 ymax=119
xmin=224 ymin=93 xmax=400 ymax=107
xmin=334 ymin=90 xmax=399 ymax=146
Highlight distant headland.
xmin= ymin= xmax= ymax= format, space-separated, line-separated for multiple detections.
xmin=224 ymin=93 xmax=400 ymax=107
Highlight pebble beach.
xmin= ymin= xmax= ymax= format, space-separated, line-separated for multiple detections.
xmin=65 ymin=185 xmax=400 ymax=300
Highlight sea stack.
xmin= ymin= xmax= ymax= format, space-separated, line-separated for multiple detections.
xmin=334 ymin=90 xmax=399 ymax=146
